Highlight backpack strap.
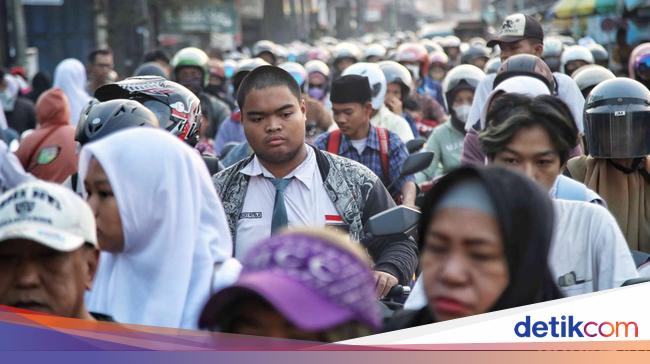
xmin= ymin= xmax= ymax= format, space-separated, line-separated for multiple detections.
xmin=327 ymin=129 xmax=342 ymax=155
xmin=376 ymin=127 xmax=390 ymax=183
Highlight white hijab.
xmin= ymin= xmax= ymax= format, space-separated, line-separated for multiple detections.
xmin=79 ymin=128 xmax=233 ymax=329
xmin=53 ymin=58 xmax=92 ymax=126
xmin=0 ymin=108 xmax=6 ymax=130
xmin=479 ymin=76 xmax=551 ymax=129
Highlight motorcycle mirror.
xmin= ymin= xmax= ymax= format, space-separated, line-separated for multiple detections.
xmin=621 ymin=277 xmax=650 ymax=286
xmin=400 ymin=151 xmax=434 ymax=177
xmin=368 ymin=205 xmax=420 ymax=236
xmin=405 ymin=138 xmax=426 ymax=154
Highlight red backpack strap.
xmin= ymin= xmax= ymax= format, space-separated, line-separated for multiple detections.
xmin=376 ymin=127 xmax=390 ymax=183
xmin=327 ymin=129 xmax=342 ymax=155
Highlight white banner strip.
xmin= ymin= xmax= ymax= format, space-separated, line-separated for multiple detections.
xmin=344 ymin=283 xmax=650 ymax=345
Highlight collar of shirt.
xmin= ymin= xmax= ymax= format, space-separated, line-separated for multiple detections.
xmin=339 ymin=125 xmax=381 ymax=154
xmin=240 ymin=144 xmax=315 ymax=190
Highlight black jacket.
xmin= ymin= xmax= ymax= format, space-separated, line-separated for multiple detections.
xmin=5 ymin=97 xmax=36 ymax=134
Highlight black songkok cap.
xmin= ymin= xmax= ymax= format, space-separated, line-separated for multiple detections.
xmin=330 ymin=75 xmax=372 ymax=105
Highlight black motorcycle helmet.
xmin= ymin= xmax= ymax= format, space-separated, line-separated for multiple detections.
xmin=76 ymin=99 xmax=159 ymax=146
xmin=460 ymin=45 xmax=490 ymax=67
xmin=584 ymin=77 xmax=650 ymax=158
xmin=94 ymin=76 xmax=202 ymax=146
xmin=494 ymin=54 xmax=557 ymax=94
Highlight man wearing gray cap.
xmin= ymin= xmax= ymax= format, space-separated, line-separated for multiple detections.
xmin=0 ymin=180 xmax=106 ymax=321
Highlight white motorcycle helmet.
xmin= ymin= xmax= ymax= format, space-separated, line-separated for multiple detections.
xmin=333 ymin=42 xmax=362 ymax=62
xmin=363 ymin=43 xmax=388 ymax=61
xmin=304 ymin=60 xmax=330 ymax=78
xmin=441 ymin=64 xmax=486 ymax=110
xmin=342 ymin=62 xmax=387 ymax=110
xmin=560 ymin=45 xmax=595 ymax=75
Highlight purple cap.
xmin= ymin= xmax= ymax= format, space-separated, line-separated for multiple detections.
xmin=200 ymin=232 xmax=381 ymax=331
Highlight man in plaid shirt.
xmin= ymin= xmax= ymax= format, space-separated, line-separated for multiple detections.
xmin=314 ymin=75 xmax=417 ymax=207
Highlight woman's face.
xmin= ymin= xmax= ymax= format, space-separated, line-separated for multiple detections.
xmin=451 ymin=89 xmax=474 ymax=109
xmin=84 ymin=158 xmax=124 ymax=252
xmin=231 ymin=300 xmax=322 ymax=341
xmin=429 ymin=66 xmax=446 ymax=81
xmin=421 ymin=207 xmax=508 ymax=322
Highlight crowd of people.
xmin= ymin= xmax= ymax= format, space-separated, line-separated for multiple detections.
xmin=0 ymin=12 xmax=649 ymax=342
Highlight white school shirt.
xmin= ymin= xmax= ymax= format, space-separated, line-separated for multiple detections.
xmin=236 ymin=145 xmax=340 ymax=259
xmin=465 ymin=73 xmax=585 ymax=134
xmin=550 ymin=199 xmax=638 ymax=296
xmin=404 ymin=199 xmax=639 ymax=310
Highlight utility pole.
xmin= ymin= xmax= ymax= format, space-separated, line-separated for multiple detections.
xmin=300 ymin=0 xmax=309 ymax=40
xmin=6 ymin=0 xmax=27 ymax=66
xmin=289 ymin=0 xmax=298 ymax=41
xmin=355 ymin=0 xmax=365 ymax=36
xmin=262 ymin=0 xmax=287 ymax=42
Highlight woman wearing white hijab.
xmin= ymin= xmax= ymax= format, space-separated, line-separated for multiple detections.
xmin=53 ymin=58 xmax=92 ymax=126
xmin=79 ymin=127 xmax=233 ymax=329
xmin=0 ymin=107 xmax=7 ymax=130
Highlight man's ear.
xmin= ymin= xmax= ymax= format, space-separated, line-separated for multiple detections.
xmin=300 ymin=97 xmax=307 ymax=119
xmin=364 ymin=102 xmax=373 ymax=118
xmin=534 ymin=42 xmax=544 ymax=58
xmin=84 ymin=248 xmax=100 ymax=291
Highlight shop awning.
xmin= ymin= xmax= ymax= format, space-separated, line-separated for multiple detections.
xmin=551 ymin=0 xmax=620 ymax=18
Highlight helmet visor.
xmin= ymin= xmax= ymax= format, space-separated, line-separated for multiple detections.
xmin=445 ymin=75 xmax=482 ymax=93
xmin=142 ymin=99 xmax=173 ymax=130
xmin=636 ymin=54 xmax=650 ymax=79
xmin=585 ymin=109 xmax=650 ymax=158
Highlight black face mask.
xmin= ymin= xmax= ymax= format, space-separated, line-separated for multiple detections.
xmin=180 ymin=79 xmax=203 ymax=95
xmin=204 ymin=84 xmax=224 ymax=96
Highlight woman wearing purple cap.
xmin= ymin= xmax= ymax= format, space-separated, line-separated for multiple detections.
xmin=199 ymin=228 xmax=381 ymax=342
xmin=386 ymin=165 xmax=562 ymax=330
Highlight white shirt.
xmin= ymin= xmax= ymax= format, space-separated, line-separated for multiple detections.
xmin=350 ymin=138 xmax=368 ymax=155
xmin=466 ymin=72 xmax=585 ymax=134
xmin=0 ymin=139 xmax=35 ymax=193
xmin=404 ymin=199 xmax=639 ymax=310
xmin=370 ymin=105 xmax=415 ymax=143
xmin=236 ymin=145 xmax=340 ymax=259
xmin=550 ymin=199 xmax=638 ymax=296
xmin=550 ymin=175 xmax=606 ymax=206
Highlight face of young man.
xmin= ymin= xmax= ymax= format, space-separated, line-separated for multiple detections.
xmin=175 ymin=67 xmax=204 ymax=95
xmin=90 ymin=53 xmax=114 ymax=85
xmin=242 ymin=86 xmax=307 ymax=168
xmin=498 ymin=40 xmax=543 ymax=62
xmin=331 ymin=102 xmax=373 ymax=140
xmin=490 ymin=124 xmax=563 ymax=191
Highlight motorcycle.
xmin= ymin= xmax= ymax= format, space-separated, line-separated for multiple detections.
xmin=366 ymin=204 xmax=421 ymax=318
